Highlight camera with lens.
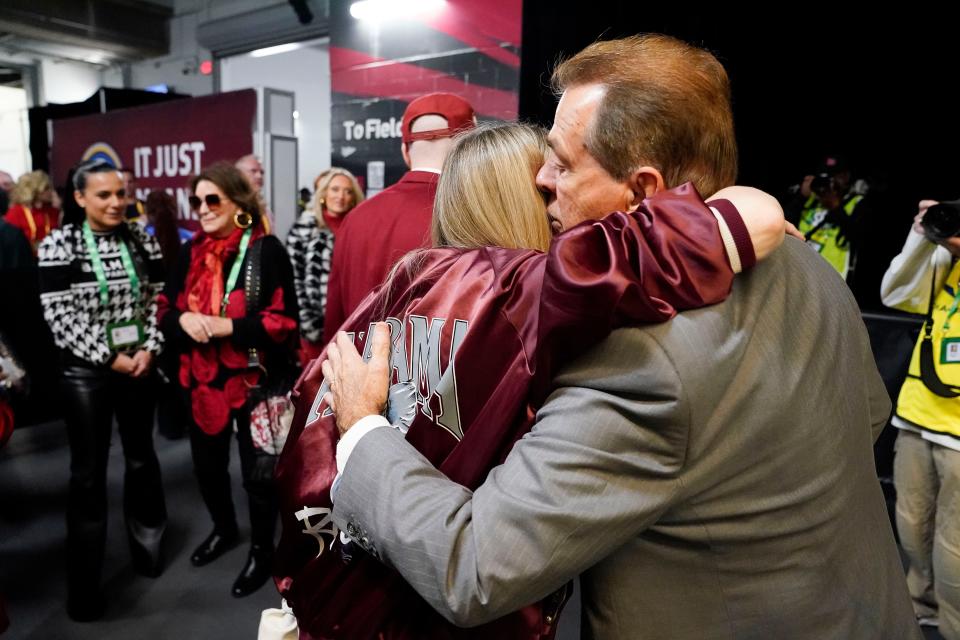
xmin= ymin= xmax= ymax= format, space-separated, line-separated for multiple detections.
xmin=810 ymin=172 xmax=834 ymax=195
xmin=921 ymin=200 xmax=960 ymax=241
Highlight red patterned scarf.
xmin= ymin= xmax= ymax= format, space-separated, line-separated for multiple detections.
xmin=185 ymin=226 xmax=260 ymax=315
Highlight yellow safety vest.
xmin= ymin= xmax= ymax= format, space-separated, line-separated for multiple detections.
xmin=797 ymin=194 xmax=863 ymax=279
xmin=896 ymin=258 xmax=960 ymax=439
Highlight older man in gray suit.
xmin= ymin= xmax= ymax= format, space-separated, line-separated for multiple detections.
xmin=320 ymin=34 xmax=920 ymax=639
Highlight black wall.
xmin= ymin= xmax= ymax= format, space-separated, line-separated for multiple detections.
xmin=520 ymin=3 xmax=959 ymax=310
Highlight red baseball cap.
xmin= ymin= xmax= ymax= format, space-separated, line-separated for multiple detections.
xmin=401 ymin=93 xmax=476 ymax=144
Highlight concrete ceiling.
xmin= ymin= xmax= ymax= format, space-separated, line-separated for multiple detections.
xmin=0 ymin=0 xmax=173 ymax=67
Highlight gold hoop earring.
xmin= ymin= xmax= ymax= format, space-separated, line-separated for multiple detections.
xmin=234 ymin=211 xmax=253 ymax=229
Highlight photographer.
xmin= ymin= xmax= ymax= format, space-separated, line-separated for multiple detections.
xmin=785 ymin=155 xmax=868 ymax=281
xmin=881 ymin=199 xmax=960 ymax=637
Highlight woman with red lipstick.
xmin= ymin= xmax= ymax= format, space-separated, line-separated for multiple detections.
xmin=157 ymin=161 xmax=299 ymax=598
xmin=37 ymin=160 xmax=168 ymax=621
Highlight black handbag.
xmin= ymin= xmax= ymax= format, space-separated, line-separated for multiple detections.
xmin=243 ymin=238 xmax=299 ymax=458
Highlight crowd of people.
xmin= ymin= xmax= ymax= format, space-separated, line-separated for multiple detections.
xmin=0 ymin=31 xmax=955 ymax=640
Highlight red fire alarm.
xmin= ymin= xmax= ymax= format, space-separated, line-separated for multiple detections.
xmin=199 ymin=60 xmax=214 ymax=75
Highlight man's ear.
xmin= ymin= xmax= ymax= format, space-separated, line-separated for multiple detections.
xmin=401 ymin=143 xmax=412 ymax=169
xmin=626 ymin=166 xmax=666 ymax=209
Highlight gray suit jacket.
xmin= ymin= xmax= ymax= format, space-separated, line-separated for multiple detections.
xmin=332 ymin=238 xmax=920 ymax=639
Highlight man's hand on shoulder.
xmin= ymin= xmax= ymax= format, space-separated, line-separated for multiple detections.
xmin=322 ymin=322 xmax=392 ymax=437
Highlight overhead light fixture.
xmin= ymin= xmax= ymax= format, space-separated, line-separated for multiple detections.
xmin=250 ymin=43 xmax=302 ymax=58
xmin=349 ymin=0 xmax=445 ymax=22
xmin=84 ymin=51 xmax=109 ymax=65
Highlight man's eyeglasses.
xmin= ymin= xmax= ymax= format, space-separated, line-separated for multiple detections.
xmin=189 ymin=194 xmax=222 ymax=211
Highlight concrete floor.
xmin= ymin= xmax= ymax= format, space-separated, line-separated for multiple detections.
xmin=0 ymin=420 xmax=279 ymax=639
xmin=0 ymin=419 xmax=938 ymax=640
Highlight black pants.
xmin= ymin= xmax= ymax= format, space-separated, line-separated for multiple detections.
xmin=60 ymin=364 xmax=167 ymax=600
xmin=189 ymin=408 xmax=277 ymax=548
xmin=155 ymin=348 xmax=188 ymax=439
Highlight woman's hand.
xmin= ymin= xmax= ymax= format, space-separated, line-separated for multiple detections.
xmin=180 ymin=312 xmax=234 ymax=343
xmin=784 ymin=221 xmax=804 ymax=240
xmin=206 ymin=316 xmax=234 ymax=338
xmin=709 ymin=186 xmax=786 ymax=262
xmin=110 ymin=354 xmax=137 ymax=375
xmin=180 ymin=312 xmax=211 ymax=343
xmin=130 ymin=350 xmax=154 ymax=378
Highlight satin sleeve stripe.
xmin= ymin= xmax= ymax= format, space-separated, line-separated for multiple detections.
xmin=710 ymin=198 xmax=756 ymax=271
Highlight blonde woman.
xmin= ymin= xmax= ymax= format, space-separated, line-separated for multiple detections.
xmin=274 ymin=121 xmax=787 ymax=639
xmin=431 ymin=122 xmax=551 ymax=251
xmin=5 ymin=170 xmax=60 ymax=253
xmin=285 ymin=168 xmax=364 ymax=363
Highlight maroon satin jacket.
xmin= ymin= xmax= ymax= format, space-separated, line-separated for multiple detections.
xmin=324 ymin=170 xmax=439 ymax=343
xmin=274 ymin=184 xmax=754 ymax=639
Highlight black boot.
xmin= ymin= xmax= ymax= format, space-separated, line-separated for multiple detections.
xmin=66 ymin=591 xmax=106 ymax=622
xmin=190 ymin=528 xmax=238 ymax=567
xmin=131 ymin=543 xmax=165 ymax=578
xmin=231 ymin=544 xmax=274 ymax=598
xmin=129 ymin=520 xmax=166 ymax=578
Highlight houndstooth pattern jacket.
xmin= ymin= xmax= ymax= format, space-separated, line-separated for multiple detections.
xmin=38 ymin=222 xmax=165 ymax=366
xmin=285 ymin=211 xmax=335 ymax=344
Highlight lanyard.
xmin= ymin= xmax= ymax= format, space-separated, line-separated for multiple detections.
xmin=82 ymin=221 xmax=141 ymax=307
xmin=221 ymin=227 xmax=254 ymax=317
xmin=944 ymin=286 xmax=960 ymax=333
xmin=23 ymin=206 xmax=49 ymax=243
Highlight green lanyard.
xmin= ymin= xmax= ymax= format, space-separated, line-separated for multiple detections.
xmin=221 ymin=227 xmax=254 ymax=317
xmin=943 ymin=286 xmax=960 ymax=333
xmin=82 ymin=221 xmax=140 ymax=307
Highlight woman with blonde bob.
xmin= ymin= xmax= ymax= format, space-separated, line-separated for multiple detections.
xmin=273 ymin=120 xmax=787 ymax=639
xmin=286 ymin=167 xmax=364 ymax=363
xmin=5 ymin=170 xmax=60 ymax=252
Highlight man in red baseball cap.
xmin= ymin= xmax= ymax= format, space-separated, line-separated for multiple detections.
xmin=323 ymin=93 xmax=476 ymax=342
xmin=400 ymin=93 xmax=476 ymax=145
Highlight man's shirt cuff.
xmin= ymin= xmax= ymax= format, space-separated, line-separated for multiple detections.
xmin=335 ymin=414 xmax=392 ymax=474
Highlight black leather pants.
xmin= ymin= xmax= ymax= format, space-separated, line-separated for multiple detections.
xmin=189 ymin=408 xmax=277 ymax=548
xmin=60 ymin=364 xmax=167 ymax=600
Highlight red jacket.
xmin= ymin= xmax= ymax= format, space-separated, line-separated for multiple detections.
xmin=323 ymin=170 xmax=438 ymax=343
xmin=275 ymin=185 xmax=754 ymax=639
xmin=156 ymin=231 xmax=299 ymax=434
xmin=4 ymin=203 xmax=59 ymax=253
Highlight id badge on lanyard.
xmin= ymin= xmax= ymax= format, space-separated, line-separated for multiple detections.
xmin=106 ymin=321 xmax=145 ymax=350
xmin=83 ymin=221 xmax=145 ymax=351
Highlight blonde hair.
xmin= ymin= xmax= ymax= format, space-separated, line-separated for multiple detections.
xmin=11 ymin=170 xmax=53 ymax=206
xmin=312 ymin=167 xmax=364 ymax=229
xmin=432 ymin=122 xmax=551 ymax=252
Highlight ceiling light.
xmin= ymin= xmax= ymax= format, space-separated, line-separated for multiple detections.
xmin=349 ymin=0 xmax=444 ymax=22
xmin=250 ymin=43 xmax=302 ymax=58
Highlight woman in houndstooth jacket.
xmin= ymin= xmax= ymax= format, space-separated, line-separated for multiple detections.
xmin=37 ymin=160 xmax=168 ymax=622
